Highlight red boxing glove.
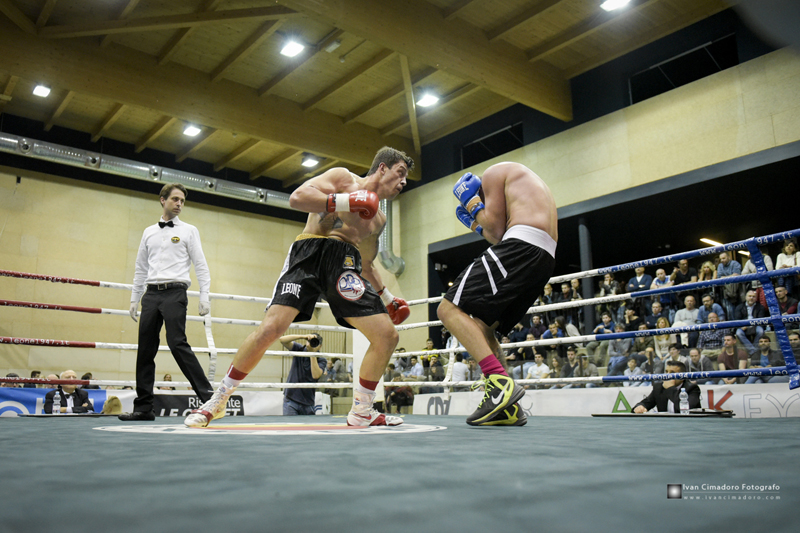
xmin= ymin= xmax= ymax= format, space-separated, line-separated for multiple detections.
xmin=326 ymin=190 xmax=380 ymax=220
xmin=379 ymin=287 xmax=410 ymax=325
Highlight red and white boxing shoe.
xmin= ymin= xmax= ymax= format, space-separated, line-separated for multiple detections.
xmin=347 ymin=409 xmax=403 ymax=427
xmin=184 ymin=383 xmax=235 ymax=428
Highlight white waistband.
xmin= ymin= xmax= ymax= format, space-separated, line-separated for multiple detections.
xmin=502 ymin=225 xmax=557 ymax=258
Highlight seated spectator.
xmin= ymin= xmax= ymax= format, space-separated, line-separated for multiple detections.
xmin=428 ymin=355 xmax=445 ymax=382
xmin=547 ymin=356 xmax=563 ymax=380
xmin=662 ymin=343 xmax=690 ymax=370
xmin=555 ymin=315 xmax=582 ymax=348
xmin=697 ymin=292 xmax=725 ymax=323
xmin=451 ymin=353 xmax=469 ymax=391
xmin=511 ymin=333 xmax=536 ymax=379
xmin=626 ymin=266 xmax=653 ymax=315
xmin=639 ymin=347 xmax=664 ymax=382
xmin=533 ymin=283 xmax=556 ymax=325
xmin=556 ymin=283 xmax=581 ymax=327
xmin=23 ymin=370 xmax=41 ymax=389
xmin=541 ymin=321 xmax=565 ymax=361
xmin=790 ymin=332 xmax=800 ymax=361
xmin=631 ymin=361 xmax=701 ymax=413
xmin=774 ymin=239 xmax=798 ymax=297
xmin=650 ymin=269 xmax=677 ymax=319
xmin=741 ymin=248 xmax=773 ymax=307
xmin=734 ymin=289 xmax=768 ymax=356
xmin=622 ymin=306 xmax=643 ymax=332
xmin=385 ymin=373 xmax=414 ymax=414
xmin=466 ymin=358 xmax=482 ymax=383
xmin=774 ymin=284 xmax=798 ymax=329
xmin=631 ymin=323 xmax=654 ymax=365
xmin=697 ymin=313 xmax=728 ymax=360
xmin=607 ymin=324 xmax=632 ymax=376
xmin=652 ymin=316 xmax=676 ymax=361
xmin=598 ymin=272 xmax=623 ymax=318
xmin=383 ymin=363 xmax=397 ymax=383
xmin=529 ymin=314 xmax=547 ymax=340
xmin=401 ymin=356 xmax=425 ymax=381
xmin=552 ymin=346 xmax=581 ymax=389
xmin=158 ymin=373 xmax=175 ymax=391
xmin=2 ymin=372 xmax=22 ymax=388
xmin=670 ymin=259 xmax=698 ymax=305
xmin=717 ymin=333 xmax=748 ymax=385
xmin=673 ymin=295 xmax=700 ymax=348
xmin=81 ymin=372 xmax=101 ymax=390
xmin=697 ymin=260 xmax=718 ymax=284
xmin=575 ymin=354 xmax=599 ymax=389
xmin=623 ymin=358 xmax=645 ymax=387
xmin=745 ymin=335 xmax=791 ymax=384
xmin=645 ymin=301 xmax=669 ymax=330
xmin=687 ymin=348 xmax=714 ymax=384
xmin=525 ymin=352 xmax=550 ymax=389
xmin=43 ymin=370 xmax=95 ymax=413
xmin=586 ymin=311 xmax=615 ymax=366
xmin=508 ymin=322 xmax=529 ymax=344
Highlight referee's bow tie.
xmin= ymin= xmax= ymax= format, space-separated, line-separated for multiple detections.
xmin=158 ymin=220 xmax=174 ymax=228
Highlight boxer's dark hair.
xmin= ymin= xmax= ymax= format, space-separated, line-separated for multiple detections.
xmin=368 ymin=146 xmax=415 ymax=175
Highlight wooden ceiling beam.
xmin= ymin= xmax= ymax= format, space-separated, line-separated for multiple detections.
xmin=39 ymin=6 xmax=300 ymax=38
xmin=0 ymin=21 xmax=416 ymax=168
xmin=176 ymin=128 xmax=218 ymax=163
xmin=0 ymin=75 xmax=19 ymax=115
xmin=257 ymin=28 xmax=345 ymax=97
xmin=563 ymin=2 xmax=730 ymax=79
xmin=158 ymin=0 xmax=224 ymax=66
xmin=486 ymin=0 xmax=562 ymax=43
xmin=91 ymin=103 xmax=127 ymax=142
xmin=100 ymin=0 xmax=140 ymax=48
xmin=135 ymin=116 xmax=176 ymax=153
xmin=277 ymin=0 xmax=571 ymax=121
xmin=214 ymin=138 xmax=261 ymax=172
xmin=381 ymin=83 xmax=480 ymax=136
xmin=0 ymin=0 xmax=36 ymax=34
xmin=441 ymin=0 xmax=483 ymax=22
xmin=44 ymin=89 xmax=74 ymax=131
xmin=250 ymin=148 xmax=301 ymax=180
xmin=343 ymin=66 xmax=437 ymax=124
xmin=210 ymin=19 xmax=283 ymax=83
xmin=35 ymin=0 xmax=58 ymax=28
xmin=281 ymin=158 xmax=340 ymax=188
xmin=302 ymin=49 xmax=395 ymax=111
xmin=399 ymin=55 xmax=421 ymax=155
xmin=426 ymin=98 xmax=515 ymax=144
xmin=526 ymin=0 xmax=659 ymax=63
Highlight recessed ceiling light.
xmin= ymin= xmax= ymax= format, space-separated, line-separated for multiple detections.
xmin=301 ymin=155 xmax=319 ymax=168
xmin=416 ymin=93 xmax=439 ymax=107
xmin=281 ymin=40 xmax=305 ymax=57
xmin=183 ymin=125 xmax=202 ymax=137
xmin=33 ymin=85 xmax=51 ymax=97
xmin=600 ymin=0 xmax=631 ymax=12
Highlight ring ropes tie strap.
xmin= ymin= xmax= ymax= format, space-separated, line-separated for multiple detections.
xmin=203 ymin=315 xmax=218 ymax=381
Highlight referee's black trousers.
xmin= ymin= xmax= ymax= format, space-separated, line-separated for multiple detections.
xmin=133 ymin=287 xmax=213 ymax=413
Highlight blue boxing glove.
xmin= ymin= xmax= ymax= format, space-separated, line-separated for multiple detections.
xmin=453 ymin=172 xmax=485 ymax=216
xmin=456 ymin=205 xmax=483 ymax=236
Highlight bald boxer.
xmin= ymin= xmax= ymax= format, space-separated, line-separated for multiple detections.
xmin=438 ymin=162 xmax=558 ymax=426
xmin=185 ymin=147 xmax=413 ymax=428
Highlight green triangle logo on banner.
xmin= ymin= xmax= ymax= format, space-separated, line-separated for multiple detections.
xmin=612 ymin=392 xmax=633 ymax=413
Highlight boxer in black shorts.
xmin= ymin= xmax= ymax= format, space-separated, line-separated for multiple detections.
xmin=438 ymin=162 xmax=558 ymax=426
xmin=185 ymin=147 xmax=414 ymax=429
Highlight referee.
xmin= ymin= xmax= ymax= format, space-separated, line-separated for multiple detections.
xmin=279 ymin=333 xmax=326 ymax=415
xmin=120 ymin=183 xmax=214 ymax=421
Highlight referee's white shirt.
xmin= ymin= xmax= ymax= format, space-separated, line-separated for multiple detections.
xmin=131 ymin=216 xmax=210 ymax=304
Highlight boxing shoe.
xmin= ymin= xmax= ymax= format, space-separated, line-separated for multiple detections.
xmin=472 ymin=402 xmax=527 ymax=426
xmin=466 ymin=374 xmax=525 ymax=426
xmin=346 ymin=387 xmax=403 ymax=426
xmin=184 ymin=383 xmax=235 ymax=428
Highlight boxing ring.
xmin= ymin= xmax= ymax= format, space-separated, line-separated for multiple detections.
xmin=2 ymin=229 xmax=799 ymax=532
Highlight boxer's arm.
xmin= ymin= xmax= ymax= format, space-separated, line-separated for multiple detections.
xmin=473 ymin=167 xmax=507 ymax=244
xmin=289 ymin=168 xmax=352 ymax=213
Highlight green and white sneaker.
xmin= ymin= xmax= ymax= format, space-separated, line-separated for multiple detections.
xmin=466 ymin=374 xmax=525 ymax=426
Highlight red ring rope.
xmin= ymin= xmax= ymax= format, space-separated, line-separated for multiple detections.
xmin=0 ymin=269 xmax=100 ymax=286
xmin=0 ymin=299 xmax=102 ymax=314
xmin=0 ymin=336 xmax=96 ymax=348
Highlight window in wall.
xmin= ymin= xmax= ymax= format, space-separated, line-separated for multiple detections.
xmin=629 ymin=33 xmax=739 ymax=105
xmin=460 ymin=122 xmax=523 ymax=169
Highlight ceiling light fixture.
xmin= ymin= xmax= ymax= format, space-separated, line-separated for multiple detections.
xmin=699 ymin=238 xmax=749 ymax=256
xmin=183 ymin=125 xmax=202 ymax=137
xmin=324 ymin=39 xmax=341 ymax=53
xmin=301 ymin=155 xmax=319 ymax=168
xmin=600 ymin=0 xmax=631 ymax=12
xmin=33 ymin=85 xmax=51 ymax=97
xmin=280 ymin=40 xmax=305 ymax=57
xmin=416 ymin=93 xmax=439 ymax=107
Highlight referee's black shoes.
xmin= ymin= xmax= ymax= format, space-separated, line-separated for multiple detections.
xmin=118 ymin=411 xmax=155 ymax=421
